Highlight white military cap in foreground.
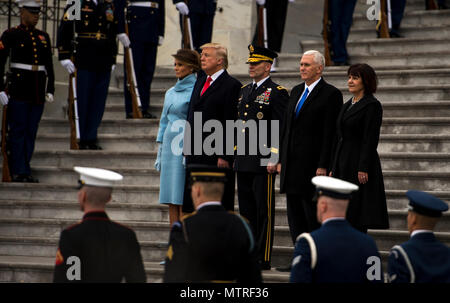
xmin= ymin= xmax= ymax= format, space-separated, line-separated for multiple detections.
xmin=74 ymin=166 xmax=123 ymax=188
xmin=312 ymin=176 xmax=359 ymax=200
xmin=16 ymin=0 xmax=41 ymax=8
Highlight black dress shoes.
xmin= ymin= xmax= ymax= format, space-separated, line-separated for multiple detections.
xmin=78 ymin=141 xmax=102 ymax=150
xmin=142 ymin=110 xmax=156 ymax=119
xmin=126 ymin=112 xmax=133 ymax=119
xmin=12 ymin=174 xmax=39 ymax=183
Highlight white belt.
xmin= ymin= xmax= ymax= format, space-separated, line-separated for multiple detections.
xmin=129 ymin=1 xmax=159 ymax=8
xmin=11 ymin=63 xmax=46 ymax=72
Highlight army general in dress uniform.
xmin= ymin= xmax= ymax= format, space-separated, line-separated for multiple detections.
xmin=164 ymin=165 xmax=262 ymax=282
xmin=234 ymin=45 xmax=288 ymax=270
xmin=0 ymin=0 xmax=55 ymax=182
xmin=57 ymin=0 xmax=118 ymax=150
xmin=115 ymin=0 xmax=165 ymax=119
xmin=388 ymin=190 xmax=450 ymax=283
xmin=53 ymin=167 xmax=146 ymax=282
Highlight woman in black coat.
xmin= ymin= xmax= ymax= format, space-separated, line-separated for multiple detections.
xmin=330 ymin=64 xmax=389 ymax=233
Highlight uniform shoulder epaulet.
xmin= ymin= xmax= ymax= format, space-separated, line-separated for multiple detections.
xmin=277 ymin=85 xmax=287 ymax=91
xmin=241 ymin=84 xmax=249 ymax=89
xmin=111 ymin=220 xmax=133 ymax=231
xmin=180 ymin=211 xmax=197 ymax=221
xmin=228 ymin=210 xmax=250 ymax=224
xmin=65 ymin=220 xmax=82 ymax=231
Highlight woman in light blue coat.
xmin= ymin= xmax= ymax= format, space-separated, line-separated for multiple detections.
xmin=155 ymin=49 xmax=200 ymax=225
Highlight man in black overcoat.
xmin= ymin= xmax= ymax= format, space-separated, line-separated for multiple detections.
xmin=53 ymin=167 xmax=146 ymax=283
xmin=182 ymin=43 xmax=241 ymax=213
xmin=277 ymin=50 xmax=342 ymax=270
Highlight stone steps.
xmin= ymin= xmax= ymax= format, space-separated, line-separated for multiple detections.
xmin=349 ymin=24 xmax=450 ymax=40
xmin=17 ymin=163 xmax=450 ymax=191
xmin=0 ymin=184 xmax=448 ymax=209
xmin=35 ymin=134 xmax=158 ymax=152
xmin=301 ymin=37 xmax=450 ymax=57
xmin=352 ymin=9 xmax=450 ymax=28
xmin=0 ymin=255 xmax=288 ymax=283
xmin=381 ymin=117 xmax=450 ymax=135
xmin=35 ymin=132 xmax=450 ymax=153
xmin=39 ymin=118 xmax=160 ymax=136
xmin=1 ymin=216 xmax=449 ymax=254
xmin=27 ymin=149 xmax=449 ymax=171
xmin=37 ymin=117 xmax=450 ymax=139
xmin=1 ymin=196 xmax=448 ymax=230
xmin=115 ymin=68 xmax=450 ymax=92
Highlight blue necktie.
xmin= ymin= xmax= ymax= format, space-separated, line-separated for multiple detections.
xmin=295 ymin=87 xmax=309 ymax=118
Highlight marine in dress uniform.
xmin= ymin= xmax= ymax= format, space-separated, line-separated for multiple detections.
xmin=234 ymin=45 xmax=288 ymax=270
xmin=173 ymin=0 xmax=217 ymax=52
xmin=115 ymin=0 xmax=165 ymax=119
xmin=164 ymin=165 xmax=262 ymax=282
xmin=388 ymin=190 xmax=450 ymax=283
xmin=57 ymin=0 xmax=118 ymax=150
xmin=290 ymin=176 xmax=383 ymax=283
xmin=53 ymin=167 xmax=146 ymax=282
xmin=0 ymin=0 xmax=55 ymax=182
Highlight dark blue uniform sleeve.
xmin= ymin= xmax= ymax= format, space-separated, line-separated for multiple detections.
xmin=289 ymin=238 xmax=313 ymax=283
xmin=158 ymin=0 xmax=165 ymax=37
xmin=124 ymin=230 xmax=147 ymax=283
xmin=163 ymin=222 xmax=189 ymax=282
xmin=387 ymin=247 xmax=411 ymax=283
xmin=56 ymin=7 xmax=74 ymax=61
xmin=115 ymin=0 xmax=126 ymax=34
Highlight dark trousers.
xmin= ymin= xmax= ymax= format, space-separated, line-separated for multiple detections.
xmin=182 ymin=167 xmax=235 ymax=213
xmin=252 ymin=0 xmax=289 ymax=53
xmin=329 ymin=0 xmax=357 ymax=63
xmin=237 ymin=172 xmax=275 ymax=267
xmin=7 ymin=99 xmax=44 ymax=176
xmin=180 ymin=13 xmax=215 ymax=53
xmin=390 ymin=0 xmax=406 ymax=35
xmin=286 ymin=193 xmax=320 ymax=245
xmin=77 ymin=69 xmax=111 ymax=143
xmin=123 ymin=41 xmax=157 ymax=114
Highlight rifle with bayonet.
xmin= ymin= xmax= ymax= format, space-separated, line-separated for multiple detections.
xmin=68 ymin=20 xmax=80 ymax=149
xmin=1 ymin=98 xmax=11 ymax=182
xmin=124 ymin=4 xmax=143 ymax=119
xmin=322 ymin=0 xmax=332 ymax=66
xmin=1 ymin=18 xmax=12 ymax=182
xmin=182 ymin=0 xmax=194 ymax=50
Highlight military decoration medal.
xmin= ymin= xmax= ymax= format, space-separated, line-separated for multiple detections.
xmin=257 ymin=112 xmax=264 ymax=119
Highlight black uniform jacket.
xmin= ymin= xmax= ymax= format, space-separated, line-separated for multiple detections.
xmin=164 ymin=204 xmax=262 ymax=283
xmin=279 ymin=78 xmax=343 ymax=194
xmin=183 ymin=70 xmax=242 ymax=166
xmin=57 ymin=0 xmax=118 ymax=72
xmin=173 ymin=0 xmax=217 ymax=15
xmin=115 ymin=0 xmax=165 ymax=44
xmin=0 ymin=24 xmax=55 ymax=104
xmin=53 ymin=211 xmax=146 ymax=283
xmin=234 ymin=77 xmax=288 ymax=173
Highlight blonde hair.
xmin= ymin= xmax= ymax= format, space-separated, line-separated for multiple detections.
xmin=201 ymin=43 xmax=229 ymax=69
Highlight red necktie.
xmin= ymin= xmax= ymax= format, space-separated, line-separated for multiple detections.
xmin=201 ymin=76 xmax=213 ymax=96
